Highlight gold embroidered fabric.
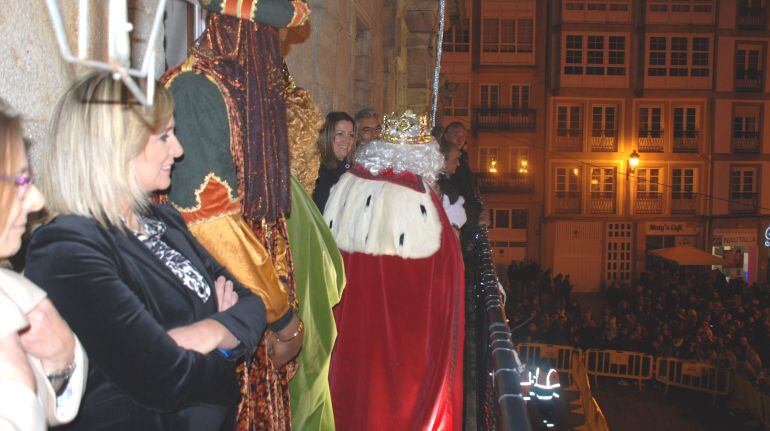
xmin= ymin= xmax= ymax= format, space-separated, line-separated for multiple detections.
xmin=189 ymin=214 xmax=290 ymax=322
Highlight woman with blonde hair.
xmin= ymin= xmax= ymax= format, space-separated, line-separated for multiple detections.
xmin=0 ymin=99 xmax=87 ymax=430
xmin=25 ymin=72 xmax=268 ymax=430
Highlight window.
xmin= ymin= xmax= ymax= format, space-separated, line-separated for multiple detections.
xmin=648 ymin=1 xmax=714 ymax=14
xmin=482 ymin=18 xmax=534 ymax=53
xmin=672 ymin=168 xmax=696 ymax=199
xmin=557 ymin=105 xmax=582 ymax=133
xmin=647 ymin=36 xmax=710 ymax=77
xmin=648 ymin=37 xmax=667 ymax=76
xmin=638 ymin=106 xmax=664 ymax=137
xmin=736 ymin=44 xmax=762 ymax=75
xmin=733 ymin=114 xmax=759 ymax=136
xmin=494 ymin=209 xmax=510 ymax=229
xmin=673 ymin=107 xmax=698 ymax=134
xmin=480 ymin=84 xmax=500 ymax=110
xmin=731 ymin=167 xmax=758 ymax=199
xmin=442 ymin=83 xmax=469 ymax=117
xmin=511 ymin=148 xmax=530 ymax=172
xmin=592 ymin=106 xmax=617 ymax=137
xmin=479 ymin=147 xmax=499 ymax=172
xmin=490 ymin=209 xmax=527 ymax=230
xmin=590 ymin=168 xmax=615 ymax=199
xmin=733 ymin=105 xmax=761 ymax=140
xmin=555 ymin=167 xmax=581 ymax=197
xmin=637 ymin=168 xmax=662 ymax=198
xmin=565 ymin=1 xmax=630 ymax=12
xmin=443 ymin=19 xmax=470 ymax=53
xmin=564 ymin=34 xmax=626 ymax=76
xmin=511 ymin=84 xmax=531 ymax=109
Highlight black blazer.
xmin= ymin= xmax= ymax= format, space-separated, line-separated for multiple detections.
xmin=312 ymin=161 xmax=350 ymax=213
xmin=25 ymin=204 xmax=268 ymax=431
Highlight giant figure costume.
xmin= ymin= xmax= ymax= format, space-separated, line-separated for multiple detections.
xmin=325 ymin=113 xmax=465 ymax=430
xmin=160 ymin=2 xmax=329 ymax=429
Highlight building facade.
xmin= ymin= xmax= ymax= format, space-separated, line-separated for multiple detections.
xmin=440 ymin=0 xmax=770 ymax=291
xmin=440 ymin=0 xmax=547 ymax=273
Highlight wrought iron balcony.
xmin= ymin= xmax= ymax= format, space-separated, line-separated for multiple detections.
xmin=589 ymin=192 xmax=615 ymax=214
xmin=732 ymin=131 xmax=760 ymax=153
xmin=729 ymin=192 xmax=759 ymax=215
xmin=737 ymin=7 xmax=767 ymax=29
xmin=554 ymin=129 xmax=583 ymax=152
xmin=735 ymin=69 xmax=763 ymax=92
xmin=473 ymin=108 xmax=536 ymax=132
xmin=635 ymin=192 xmax=663 ymax=214
xmin=476 ymin=172 xmax=534 ymax=194
xmin=671 ymin=193 xmax=698 ymax=215
xmin=590 ymin=130 xmax=618 ymax=152
xmin=673 ymin=130 xmax=700 ymax=153
xmin=638 ymin=131 xmax=664 ymax=153
xmin=553 ymin=191 xmax=581 ymax=214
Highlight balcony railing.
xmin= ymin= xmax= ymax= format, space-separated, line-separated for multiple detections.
xmin=732 ymin=131 xmax=761 ymax=153
xmin=673 ymin=130 xmax=700 ymax=153
xmin=671 ymin=193 xmax=698 ymax=214
xmin=735 ymin=69 xmax=764 ymax=92
xmin=553 ymin=191 xmax=581 ymax=214
xmin=476 ymin=172 xmax=534 ymax=194
xmin=729 ymin=192 xmax=759 ymax=215
xmin=635 ymin=192 xmax=663 ymax=214
xmin=590 ymin=130 xmax=618 ymax=152
xmin=555 ymin=129 xmax=583 ymax=151
xmin=737 ymin=7 xmax=767 ymax=29
xmin=638 ymin=131 xmax=664 ymax=152
xmin=473 ymin=108 xmax=536 ymax=132
xmin=589 ymin=192 xmax=615 ymax=214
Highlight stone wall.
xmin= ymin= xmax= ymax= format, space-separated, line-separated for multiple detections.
xmin=0 ymin=0 xmax=439 ymax=162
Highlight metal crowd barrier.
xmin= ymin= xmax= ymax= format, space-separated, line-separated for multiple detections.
xmin=656 ymin=357 xmax=730 ymax=403
xmin=516 ymin=342 xmax=581 ymax=381
xmin=474 ymin=229 xmax=532 ymax=431
xmin=584 ymin=349 xmax=654 ymax=390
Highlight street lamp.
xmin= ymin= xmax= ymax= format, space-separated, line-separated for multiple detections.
xmin=628 ymin=150 xmax=640 ymax=173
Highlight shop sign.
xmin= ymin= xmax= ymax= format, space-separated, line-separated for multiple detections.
xmin=645 ymin=222 xmax=698 ymax=235
xmin=765 ymin=226 xmax=770 ymax=247
xmin=713 ymin=229 xmax=757 ymax=246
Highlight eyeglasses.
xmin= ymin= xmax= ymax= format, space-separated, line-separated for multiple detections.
xmin=361 ymin=126 xmax=382 ymax=134
xmin=0 ymin=174 xmax=33 ymax=200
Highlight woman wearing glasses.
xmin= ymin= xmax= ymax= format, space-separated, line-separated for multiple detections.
xmin=24 ymin=73 xmax=269 ymax=430
xmin=312 ymin=112 xmax=356 ymax=212
xmin=0 ymin=100 xmax=87 ymax=430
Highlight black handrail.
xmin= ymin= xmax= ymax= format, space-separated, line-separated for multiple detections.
xmin=473 ymin=228 xmax=532 ymax=431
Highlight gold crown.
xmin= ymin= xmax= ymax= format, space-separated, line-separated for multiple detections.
xmin=380 ymin=110 xmax=433 ymax=145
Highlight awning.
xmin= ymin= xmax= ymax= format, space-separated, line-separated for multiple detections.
xmin=648 ymin=245 xmax=729 ymax=266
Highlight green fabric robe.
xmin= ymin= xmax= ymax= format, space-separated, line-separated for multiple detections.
xmin=286 ymin=175 xmax=345 ymax=431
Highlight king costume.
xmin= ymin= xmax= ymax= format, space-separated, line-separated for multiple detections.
xmin=325 ymin=113 xmax=465 ymax=430
xmin=161 ymin=2 xmax=343 ymax=430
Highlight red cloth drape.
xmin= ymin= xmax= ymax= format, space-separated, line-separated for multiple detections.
xmin=329 ymin=179 xmax=465 ymax=431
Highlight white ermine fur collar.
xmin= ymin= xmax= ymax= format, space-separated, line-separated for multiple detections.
xmin=324 ymin=173 xmax=442 ymax=259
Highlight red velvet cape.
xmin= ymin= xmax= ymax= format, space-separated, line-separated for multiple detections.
xmin=328 ymin=170 xmax=465 ymax=431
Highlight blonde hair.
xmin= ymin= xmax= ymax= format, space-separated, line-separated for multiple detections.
xmin=41 ymin=72 xmax=174 ymax=228
xmin=0 ymin=100 xmax=24 ymax=232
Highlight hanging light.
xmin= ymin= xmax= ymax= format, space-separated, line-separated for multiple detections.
xmin=628 ymin=150 xmax=640 ymax=170
xmin=573 ymin=167 xmax=579 ymax=176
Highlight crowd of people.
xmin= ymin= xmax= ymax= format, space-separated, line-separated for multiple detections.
xmin=507 ymin=260 xmax=770 ymax=388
